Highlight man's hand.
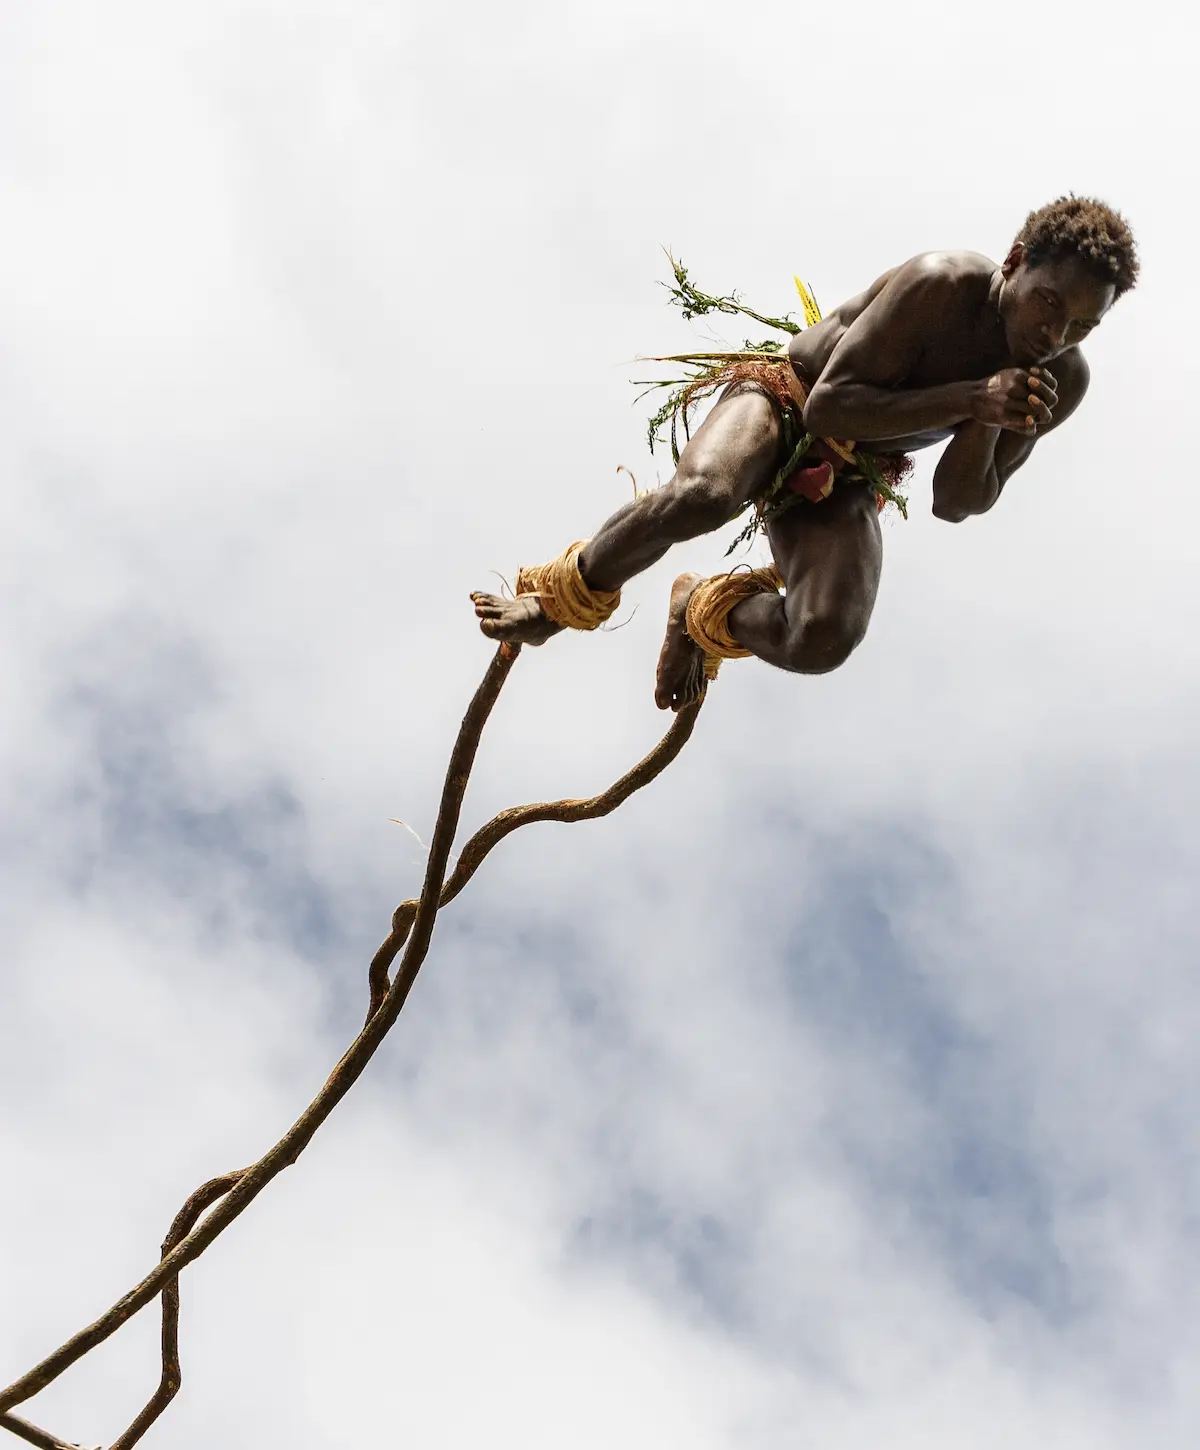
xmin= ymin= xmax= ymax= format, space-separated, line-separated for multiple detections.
xmin=971 ymin=366 xmax=1059 ymax=434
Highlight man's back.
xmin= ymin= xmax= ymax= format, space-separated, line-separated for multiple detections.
xmin=790 ymin=251 xmax=1022 ymax=456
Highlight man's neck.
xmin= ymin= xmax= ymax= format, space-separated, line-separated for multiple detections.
xmin=982 ymin=266 xmax=1010 ymax=360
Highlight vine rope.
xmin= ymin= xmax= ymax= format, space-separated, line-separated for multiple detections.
xmin=1 ymin=644 xmax=705 ymax=1450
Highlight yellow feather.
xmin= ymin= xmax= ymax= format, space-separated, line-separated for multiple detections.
xmin=793 ymin=275 xmax=823 ymax=328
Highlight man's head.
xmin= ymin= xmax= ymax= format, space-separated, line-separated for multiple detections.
xmin=999 ymin=196 xmax=1139 ymax=365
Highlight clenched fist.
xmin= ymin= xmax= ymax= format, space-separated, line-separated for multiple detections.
xmin=971 ymin=366 xmax=1059 ymax=434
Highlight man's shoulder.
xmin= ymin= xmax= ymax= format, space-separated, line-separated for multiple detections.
xmin=891 ymin=250 xmax=997 ymax=292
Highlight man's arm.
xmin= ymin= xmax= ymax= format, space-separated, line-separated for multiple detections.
xmin=800 ymin=257 xmax=1052 ymax=441
xmin=931 ymin=350 xmax=1090 ymax=522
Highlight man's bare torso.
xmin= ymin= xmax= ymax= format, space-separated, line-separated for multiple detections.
xmin=475 ymin=200 xmax=1129 ymax=707
xmin=787 ymin=251 xmax=1075 ymax=457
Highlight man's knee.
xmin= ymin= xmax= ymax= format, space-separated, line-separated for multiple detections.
xmin=656 ymin=466 xmax=741 ymax=539
xmin=783 ymin=610 xmax=867 ymax=674
xmin=661 ymin=393 xmax=780 ymax=538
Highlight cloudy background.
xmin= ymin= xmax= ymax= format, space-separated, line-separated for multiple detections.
xmin=2 ymin=3 xmax=1197 ymax=1446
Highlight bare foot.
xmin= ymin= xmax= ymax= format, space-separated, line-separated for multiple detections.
xmin=655 ymin=573 xmax=707 ymax=711
xmin=470 ymin=591 xmax=563 ymax=646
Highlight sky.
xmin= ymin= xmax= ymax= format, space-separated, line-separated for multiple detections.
xmin=2 ymin=2 xmax=1198 ymax=1446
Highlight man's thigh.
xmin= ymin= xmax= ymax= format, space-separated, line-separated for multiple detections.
xmin=671 ymin=385 xmax=783 ymax=513
xmin=766 ymin=484 xmax=883 ymax=640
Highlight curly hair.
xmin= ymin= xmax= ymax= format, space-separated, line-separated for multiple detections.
xmin=1016 ymin=195 xmax=1139 ymax=297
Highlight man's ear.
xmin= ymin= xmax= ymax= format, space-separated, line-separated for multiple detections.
xmin=1001 ymin=240 xmax=1025 ymax=278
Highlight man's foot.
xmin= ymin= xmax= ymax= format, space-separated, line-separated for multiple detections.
xmin=655 ymin=573 xmax=707 ymax=711
xmin=470 ymin=591 xmax=564 ymax=646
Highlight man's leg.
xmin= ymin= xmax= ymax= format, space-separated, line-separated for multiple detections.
xmin=653 ymin=480 xmax=882 ymax=711
xmin=470 ymin=388 xmax=782 ymax=650
xmin=725 ymin=481 xmax=883 ymax=673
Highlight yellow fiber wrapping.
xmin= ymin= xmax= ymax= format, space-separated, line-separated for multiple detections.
xmin=515 ymin=540 xmax=621 ymax=631
xmin=685 ymin=566 xmax=784 ymax=679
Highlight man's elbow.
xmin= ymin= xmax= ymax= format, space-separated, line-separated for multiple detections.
xmin=931 ymin=481 xmax=997 ymax=523
xmin=931 ymin=497 xmax=971 ymax=524
xmin=801 ymin=382 xmax=841 ymax=437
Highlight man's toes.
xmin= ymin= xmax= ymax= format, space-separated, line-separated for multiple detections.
xmin=673 ymin=660 xmax=705 ymax=711
xmin=658 ymin=664 xmax=693 ymax=712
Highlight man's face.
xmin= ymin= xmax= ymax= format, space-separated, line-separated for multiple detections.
xmin=1001 ymin=244 xmax=1116 ymax=365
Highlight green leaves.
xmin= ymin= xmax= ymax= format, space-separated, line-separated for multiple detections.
xmin=662 ymin=251 xmax=802 ymax=335
xmin=854 ymin=453 xmax=910 ymax=519
xmin=638 ymin=256 xmax=803 ymax=459
xmin=634 ymin=255 xmax=910 ymax=545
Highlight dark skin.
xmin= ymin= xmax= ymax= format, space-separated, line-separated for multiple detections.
xmin=472 ymin=242 xmax=1116 ymax=708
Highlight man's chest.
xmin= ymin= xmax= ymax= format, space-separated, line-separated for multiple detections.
xmin=904 ymin=323 xmax=1009 ymax=387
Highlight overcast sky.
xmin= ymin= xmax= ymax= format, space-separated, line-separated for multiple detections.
xmin=2 ymin=3 xmax=1198 ymax=1446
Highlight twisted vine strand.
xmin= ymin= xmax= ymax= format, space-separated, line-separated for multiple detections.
xmin=1 ymin=645 xmax=706 ymax=1448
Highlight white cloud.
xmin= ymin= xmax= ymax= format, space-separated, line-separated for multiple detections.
xmin=3 ymin=2 xmax=1198 ymax=1446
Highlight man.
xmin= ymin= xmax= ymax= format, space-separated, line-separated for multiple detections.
xmin=471 ymin=197 xmax=1138 ymax=710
